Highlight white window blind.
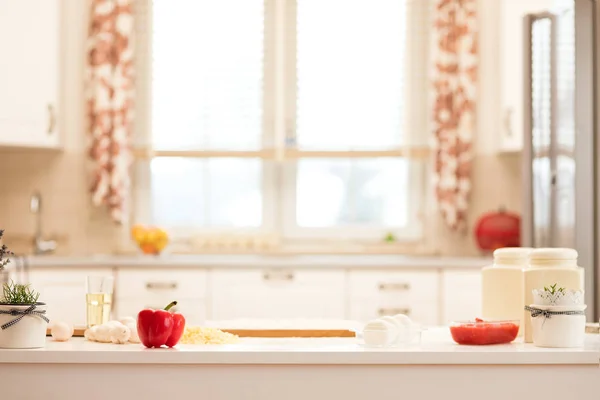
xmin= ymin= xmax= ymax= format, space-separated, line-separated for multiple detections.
xmin=296 ymin=0 xmax=407 ymax=151
xmin=286 ymin=0 xmax=426 ymax=235
xmin=152 ymin=0 xmax=264 ymax=151
xmin=148 ymin=0 xmax=265 ymax=228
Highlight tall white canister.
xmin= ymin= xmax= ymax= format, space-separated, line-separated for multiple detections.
xmin=524 ymin=248 xmax=584 ymax=343
xmin=482 ymin=247 xmax=531 ymax=336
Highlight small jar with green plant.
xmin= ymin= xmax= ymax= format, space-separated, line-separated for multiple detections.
xmin=0 ymin=230 xmax=49 ymax=348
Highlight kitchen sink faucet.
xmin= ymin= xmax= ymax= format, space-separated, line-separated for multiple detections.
xmin=31 ymin=191 xmax=57 ymax=255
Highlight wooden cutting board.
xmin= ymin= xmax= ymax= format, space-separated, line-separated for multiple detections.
xmin=585 ymin=323 xmax=599 ymax=334
xmin=219 ymin=329 xmax=355 ymax=338
xmin=47 ymin=327 xmax=356 ymax=338
xmin=46 ymin=327 xmax=87 ymax=337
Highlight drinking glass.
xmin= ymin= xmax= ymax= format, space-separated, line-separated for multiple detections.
xmin=86 ymin=276 xmax=114 ymax=327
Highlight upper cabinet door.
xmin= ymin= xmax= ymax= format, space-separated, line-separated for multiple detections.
xmin=0 ymin=0 xmax=61 ymax=149
xmin=500 ymin=0 xmax=555 ymax=153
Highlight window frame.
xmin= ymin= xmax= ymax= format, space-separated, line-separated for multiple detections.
xmin=132 ymin=0 xmax=430 ymax=242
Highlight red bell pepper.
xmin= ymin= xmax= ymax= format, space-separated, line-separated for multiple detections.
xmin=137 ymin=301 xmax=186 ymax=348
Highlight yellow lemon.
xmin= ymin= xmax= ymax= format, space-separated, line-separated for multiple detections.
xmin=131 ymin=225 xmax=147 ymax=244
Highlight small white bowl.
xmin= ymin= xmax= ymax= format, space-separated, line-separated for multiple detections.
xmin=362 ymin=319 xmax=395 ymax=347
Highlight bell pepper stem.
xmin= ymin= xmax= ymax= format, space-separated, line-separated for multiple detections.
xmin=164 ymin=301 xmax=177 ymax=311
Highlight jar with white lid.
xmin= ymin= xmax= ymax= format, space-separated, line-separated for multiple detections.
xmin=523 ymin=248 xmax=584 ymax=343
xmin=482 ymin=247 xmax=531 ymax=336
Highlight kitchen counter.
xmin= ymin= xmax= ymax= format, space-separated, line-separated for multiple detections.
xmin=11 ymin=254 xmax=491 ymax=269
xmin=1 ymin=330 xmax=597 ymax=399
xmin=1 ymin=330 xmax=598 ymax=400
xmin=2 ymin=331 xmax=599 ymax=365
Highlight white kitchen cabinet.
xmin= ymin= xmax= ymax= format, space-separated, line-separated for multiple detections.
xmin=210 ymin=269 xmax=346 ymax=320
xmin=347 ymin=271 xmax=440 ymax=325
xmin=115 ymin=268 xmax=208 ymax=324
xmin=441 ymin=270 xmax=482 ymax=323
xmin=0 ymin=0 xmax=61 ymax=149
xmin=28 ymin=267 xmax=114 ymax=326
xmin=499 ymin=0 xmax=554 ymax=152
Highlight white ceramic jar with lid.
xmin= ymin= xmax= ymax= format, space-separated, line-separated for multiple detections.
xmin=481 ymin=247 xmax=531 ymax=336
xmin=523 ymin=248 xmax=584 ymax=343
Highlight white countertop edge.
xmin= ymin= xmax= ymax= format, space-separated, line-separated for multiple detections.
xmin=10 ymin=255 xmax=491 ymax=269
xmin=3 ymin=352 xmax=597 ymax=366
xmin=1 ymin=337 xmax=598 ymax=365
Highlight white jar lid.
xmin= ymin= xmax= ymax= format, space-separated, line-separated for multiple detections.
xmin=493 ymin=247 xmax=532 ymax=259
xmin=530 ymin=248 xmax=578 ymax=261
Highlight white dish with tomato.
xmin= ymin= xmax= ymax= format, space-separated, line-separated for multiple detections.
xmin=450 ymin=318 xmax=520 ymax=345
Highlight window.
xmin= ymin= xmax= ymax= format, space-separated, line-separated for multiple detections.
xmin=134 ymin=0 xmax=430 ymax=241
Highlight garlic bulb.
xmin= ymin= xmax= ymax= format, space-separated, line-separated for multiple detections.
xmin=117 ymin=316 xmax=140 ymax=343
xmin=94 ymin=324 xmax=113 ymax=343
xmin=110 ymin=324 xmax=131 ymax=344
xmin=87 ymin=325 xmax=101 ymax=341
xmin=84 ymin=320 xmax=137 ymax=345
xmin=124 ymin=321 xmax=140 ymax=343
xmin=84 ymin=328 xmax=95 ymax=341
xmin=51 ymin=322 xmax=73 ymax=342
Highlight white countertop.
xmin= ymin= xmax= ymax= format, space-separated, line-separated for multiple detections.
xmin=10 ymin=254 xmax=490 ymax=269
xmin=3 ymin=329 xmax=598 ymax=365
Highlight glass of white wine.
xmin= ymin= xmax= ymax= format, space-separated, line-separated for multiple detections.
xmin=86 ymin=276 xmax=114 ymax=328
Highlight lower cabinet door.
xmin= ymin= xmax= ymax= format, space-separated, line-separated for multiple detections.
xmin=210 ymin=269 xmax=346 ymax=320
xmin=347 ymin=270 xmax=441 ymax=325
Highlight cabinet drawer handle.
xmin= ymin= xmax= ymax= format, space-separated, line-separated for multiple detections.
xmin=146 ymin=282 xmax=178 ymax=290
xmin=263 ymin=271 xmax=294 ymax=281
xmin=47 ymin=103 xmax=56 ymax=134
xmin=378 ymin=283 xmax=411 ymax=291
xmin=378 ymin=308 xmax=411 ymax=316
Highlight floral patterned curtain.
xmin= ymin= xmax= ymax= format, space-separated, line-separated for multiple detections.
xmin=86 ymin=0 xmax=135 ymax=224
xmin=432 ymin=0 xmax=478 ymax=231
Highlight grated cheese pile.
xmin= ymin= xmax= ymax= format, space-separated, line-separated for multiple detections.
xmin=179 ymin=326 xmax=240 ymax=345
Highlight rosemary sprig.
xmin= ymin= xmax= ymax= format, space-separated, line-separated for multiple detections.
xmin=2 ymin=280 xmax=40 ymax=304
xmin=543 ymin=283 xmax=565 ymax=295
xmin=0 ymin=230 xmax=40 ymax=304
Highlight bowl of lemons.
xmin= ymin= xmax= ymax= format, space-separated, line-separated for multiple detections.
xmin=130 ymin=225 xmax=169 ymax=255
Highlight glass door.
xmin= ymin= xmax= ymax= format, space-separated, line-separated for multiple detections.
xmin=524 ymin=1 xmax=576 ymax=249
